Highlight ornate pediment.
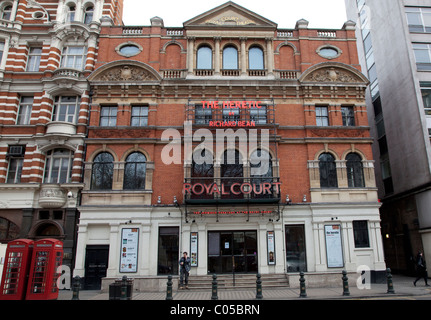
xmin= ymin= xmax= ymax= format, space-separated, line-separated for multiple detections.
xmin=183 ymin=1 xmax=277 ymax=29
xmin=88 ymin=61 xmax=162 ymax=83
xmin=299 ymin=62 xmax=369 ymax=85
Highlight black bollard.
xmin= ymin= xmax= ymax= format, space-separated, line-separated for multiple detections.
xmin=342 ymin=270 xmax=350 ymax=296
xmin=299 ymin=272 xmax=307 ymax=298
xmin=256 ymin=273 xmax=263 ymax=300
xmin=120 ymin=275 xmax=128 ymax=300
xmin=71 ymin=275 xmax=80 ymax=300
xmin=211 ymin=274 xmax=218 ymax=300
xmin=386 ymin=268 xmax=395 ymax=294
xmin=166 ymin=275 xmax=173 ymax=300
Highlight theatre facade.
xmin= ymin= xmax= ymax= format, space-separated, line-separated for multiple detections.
xmin=74 ymin=2 xmax=386 ymax=290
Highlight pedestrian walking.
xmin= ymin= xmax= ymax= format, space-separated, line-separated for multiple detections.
xmin=413 ymin=251 xmax=429 ymax=286
xmin=179 ymin=251 xmax=191 ymax=289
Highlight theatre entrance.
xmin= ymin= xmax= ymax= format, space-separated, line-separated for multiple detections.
xmin=208 ymin=231 xmax=258 ymax=274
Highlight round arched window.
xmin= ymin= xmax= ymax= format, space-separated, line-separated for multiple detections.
xmin=116 ymin=43 xmax=142 ymax=58
xmin=317 ymin=46 xmax=341 ymax=59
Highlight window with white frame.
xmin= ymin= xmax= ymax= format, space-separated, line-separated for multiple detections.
xmin=406 ymin=7 xmax=431 ymax=33
xmin=84 ymin=5 xmax=94 ymax=24
xmin=6 ymin=145 xmax=25 ymax=184
xmin=67 ymin=4 xmax=75 ymax=22
xmin=315 ymin=106 xmax=329 ymax=126
xmin=1 ymin=4 xmax=12 ymax=20
xmin=413 ymin=43 xmax=431 ymax=71
xmin=52 ymin=96 xmax=81 ymax=123
xmin=16 ymin=97 xmax=33 ymax=125
xmin=0 ymin=41 xmax=5 ymax=65
xmin=61 ymin=46 xmax=86 ymax=70
xmin=100 ymin=106 xmax=117 ymax=126
xmin=131 ymin=106 xmax=148 ymax=126
xmin=26 ymin=47 xmax=42 ymax=72
xmin=43 ymin=149 xmax=74 ymax=184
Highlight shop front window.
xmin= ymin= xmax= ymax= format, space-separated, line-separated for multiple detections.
xmin=285 ymin=225 xmax=307 ymax=272
xmin=158 ymin=227 xmax=179 ymax=275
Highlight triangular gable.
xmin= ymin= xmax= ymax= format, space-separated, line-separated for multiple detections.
xmin=183 ymin=1 xmax=277 ymax=29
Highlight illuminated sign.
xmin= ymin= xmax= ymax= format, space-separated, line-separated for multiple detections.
xmin=200 ymin=100 xmax=262 ymax=127
xmin=183 ymin=182 xmax=281 ymax=196
xmin=191 ymin=210 xmax=272 ymax=215
xmin=200 ymin=100 xmax=262 ymax=109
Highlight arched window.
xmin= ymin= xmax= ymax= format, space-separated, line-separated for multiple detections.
xmin=44 ymin=149 xmax=74 ymax=184
xmin=249 ymin=46 xmax=264 ymax=70
xmin=223 ymin=46 xmax=238 ymax=70
xmin=84 ymin=5 xmax=94 ymax=24
xmin=250 ymin=149 xmax=273 ymax=199
xmin=250 ymin=149 xmax=272 ymax=178
xmin=0 ymin=217 xmax=19 ymax=240
xmin=91 ymin=152 xmax=114 ymax=190
xmin=192 ymin=149 xmax=214 ymax=178
xmin=221 ymin=150 xmax=243 ymax=199
xmin=197 ymin=45 xmax=212 ymax=69
xmin=123 ymin=152 xmax=147 ymax=190
xmin=67 ymin=4 xmax=75 ymax=22
xmin=1 ymin=4 xmax=12 ymax=20
xmin=192 ymin=149 xmax=213 ymax=199
xmin=319 ymin=153 xmax=338 ymax=188
xmin=346 ymin=153 xmax=365 ymax=188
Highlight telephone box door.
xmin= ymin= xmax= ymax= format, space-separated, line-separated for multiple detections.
xmin=0 ymin=239 xmax=34 ymax=300
xmin=25 ymin=238 xmax=63 ymax=300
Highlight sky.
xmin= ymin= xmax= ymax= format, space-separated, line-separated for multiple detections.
xmin=122 ymin=0 xmax=348 ymax=29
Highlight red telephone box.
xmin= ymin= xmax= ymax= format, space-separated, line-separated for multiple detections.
xmin=25 ymin=238 xmax=63 ymax=300
xmin=0 ymin=239 xmax=34 ymax=300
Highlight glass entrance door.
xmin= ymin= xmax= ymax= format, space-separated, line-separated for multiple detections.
xmin=208 ymin=231 xmax=257 ymax=274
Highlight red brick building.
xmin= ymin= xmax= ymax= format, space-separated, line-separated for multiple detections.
xmin=72 ymin=2 xmax=386 ymax=290
xmin=0 ymin=0 xmax=123 ymax=272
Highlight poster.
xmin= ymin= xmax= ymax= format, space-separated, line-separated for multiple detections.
xmin=190 ymin=232 xmax=198 ymax=267
xmin=324 ymin=225 xmax=344 ymax=268
xmin=120 ymin=228 xmax=139 ymax=273
xmin=267 ymin=231 xmax=276 ymax=265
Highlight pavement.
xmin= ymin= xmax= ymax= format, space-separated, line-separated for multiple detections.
xmin=57 ymin=274 xmax=431 ymax=300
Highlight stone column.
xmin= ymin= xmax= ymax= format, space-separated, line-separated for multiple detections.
xmin=187 ymin=37 xmax=195 ymax=75
xmin=214 ymin=37 xmax=221 ymax=75
xmin=240 ymin=37 xmax=247 ymax=75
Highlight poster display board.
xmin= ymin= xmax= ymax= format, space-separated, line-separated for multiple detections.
xmin=267 ymin=231 xmax=275 ymax=265
xmin=324 ymin=225 xmax=344 ymax=268
xmin=120 ymin=228 xmax=139 ymax=273
xmin=190 ymin=232 xmax=198 ymax=267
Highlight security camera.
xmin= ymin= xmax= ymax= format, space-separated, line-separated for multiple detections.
xmin=67 ymin=191 xmax=73 ymax=198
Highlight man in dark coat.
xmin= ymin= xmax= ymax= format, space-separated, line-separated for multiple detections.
xmin=179 ymin=251 xmax=191 ymax=289
xmin=414 ymin=251 xmax=429 ymax=286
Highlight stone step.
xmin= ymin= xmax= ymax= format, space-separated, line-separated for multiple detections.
xmin=180 ymin=274 xmax=289 ymax=290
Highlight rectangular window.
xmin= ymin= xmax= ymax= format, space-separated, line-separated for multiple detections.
xmin=61 ymin=46 xmax=86 ymax=70
xmin=315 ymin=106 xmax=329 ymax=126
xmin=194 ymin=104 xmax=212 ymax=124
xmin=341 ymin=106 xmax=355 ymax=126
xmin=158 ymin=227 xmax=179 ymax=275
xmin=250 ymin=106 xmax=267 ymax=124
xmin=406 ymin=7 xmax=431 ymax=33
xmin=0 ymin=41 xmax=4 ymax=64
xmin=52 ymin=96 xmax=80 ymax=123
xmin=413 ymin=43 xmax=431 ymax=71
xmin=7 ymin=157 xmax=23 ymax=184
xmin=100 ymin=106 xmax=117 ymax=127
xmin=131 ymin=106 xmax=148 ymax=126
xmin=17 ymin=97 xmax=33 ymax=125
xmin=26 ymin=47 xmax=42 ymax=72
xmin=222 ymin=108 xmax=240 ymax=122
xmin=285 ymin=225 xmax=307 ymax=272
xmin=353 ymin=221 xmax=370 ymax=248
xmin=421 ymin=82 xmax=431 ymax=115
